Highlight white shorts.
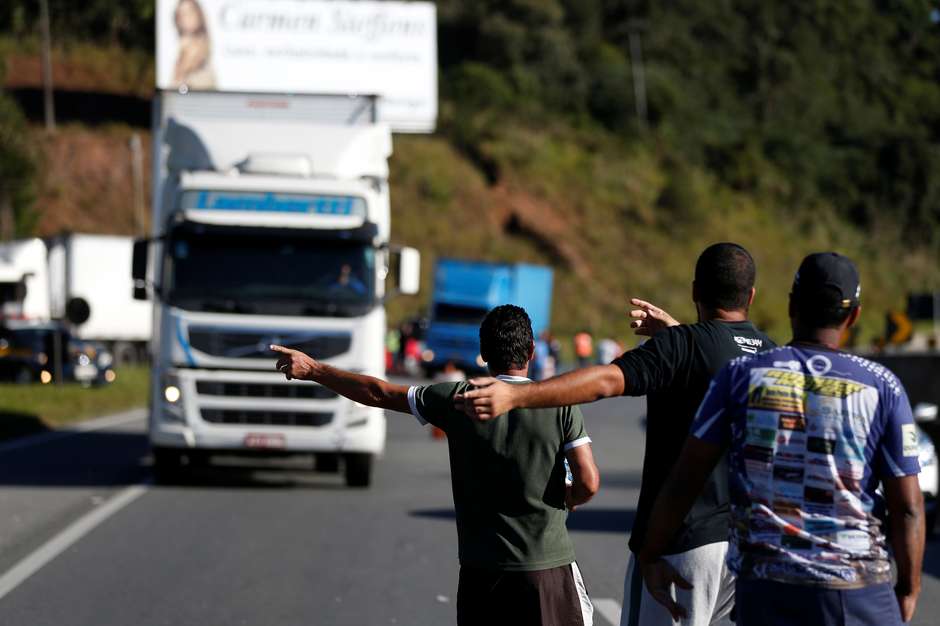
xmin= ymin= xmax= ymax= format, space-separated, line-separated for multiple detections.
xmin=621 ymin=542 xmax=734 ymax=626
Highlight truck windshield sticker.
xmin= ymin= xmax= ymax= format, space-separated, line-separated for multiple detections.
xmin=183 ymin=191 xmax=366 ymax=216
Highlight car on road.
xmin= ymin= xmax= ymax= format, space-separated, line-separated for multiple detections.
xmin=0 ymin=322 xmax=115 ymax=386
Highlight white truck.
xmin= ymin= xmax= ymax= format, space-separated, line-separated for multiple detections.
xmin=133 ymin=91 xmax=420 ymax=486
xmin=0 ymin=234 xmax=151 ymax=364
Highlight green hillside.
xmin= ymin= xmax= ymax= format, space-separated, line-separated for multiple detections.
xmin=2 ymin=1 xmax=939 ymax=346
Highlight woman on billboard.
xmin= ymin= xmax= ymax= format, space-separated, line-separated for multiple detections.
xmin=172 ymin=0 xmax=216 ymax=90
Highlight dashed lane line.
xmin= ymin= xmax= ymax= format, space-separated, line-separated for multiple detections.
xmin=594 ymin=598 xmax=623 ymax=625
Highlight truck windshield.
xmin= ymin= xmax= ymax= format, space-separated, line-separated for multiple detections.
xmin=433 ymin=303 xmax=488 ymax=325
xmin=0 ymin=281 xmax=25 ymax=312
xmin=166 ymin=229 xmax=375 ymax=317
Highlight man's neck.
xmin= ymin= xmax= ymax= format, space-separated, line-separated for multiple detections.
xmin=490 ymin=367 xmax=530 ymax=378
xmin=698 ymin=307 xmax=748 ymax=323
xmin=790 ymin=327 xmax=843 ymax=350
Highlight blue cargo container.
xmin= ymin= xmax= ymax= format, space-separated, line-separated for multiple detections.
xmin=422 ymin=259 xmax=553 ymax=375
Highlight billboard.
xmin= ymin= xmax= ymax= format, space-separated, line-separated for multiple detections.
xmin=156 ymin=0 xmax=437 ymax=132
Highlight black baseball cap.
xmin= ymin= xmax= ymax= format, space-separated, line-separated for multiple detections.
xmin=792 ymin=252 xmax=861 ymax=309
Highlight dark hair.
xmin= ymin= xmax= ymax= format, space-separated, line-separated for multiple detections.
xmin=791 ymin=288 xmax=855 ymax=329
xmin=175 ymin=0 xmax=209 ymax=36
xmin=694 ymin=243 xmax=756 ymax=311
xmin=479 ymin=305 xmax=534 ymax=371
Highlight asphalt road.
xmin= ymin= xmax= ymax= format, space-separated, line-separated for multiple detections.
xmin=0 ymin=389 xmax=939 ymax=625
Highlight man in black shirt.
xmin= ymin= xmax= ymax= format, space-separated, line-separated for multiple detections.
xmin=457 ymin=243 xmax=775 ymax=626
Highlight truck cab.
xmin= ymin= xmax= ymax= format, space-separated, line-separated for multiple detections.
xmin=136 ymin=92 xmax=419 ymax=486
xmin=0 ymin=238 xmax=50 ymax=322
xmin=422 ymin=259 xmax=553 ymax=376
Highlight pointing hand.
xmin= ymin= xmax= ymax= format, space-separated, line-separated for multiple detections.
xmin=629 ymin=298 xmax=680 ymax=337
xmin=271 ymin=344 xmax=317 ymax=381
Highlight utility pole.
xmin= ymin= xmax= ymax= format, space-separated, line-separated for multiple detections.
xmin=627 ymin=20 xmax=648 ymax=133
xmin=39 ymin=0 xmax=56 ymax=133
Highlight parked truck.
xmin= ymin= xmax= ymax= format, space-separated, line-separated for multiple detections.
xmin=422 ymin=259 xmax=553 ymax=375
xmin=0 ymin=234 xmax=151 ymax=365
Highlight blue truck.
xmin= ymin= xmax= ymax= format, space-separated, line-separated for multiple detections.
xmin=421 ymin=259 xmax=553 ymax=375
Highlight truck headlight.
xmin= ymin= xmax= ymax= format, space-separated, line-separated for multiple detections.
xmin=164 ymin=385 xmax=181 ymax=404
xmin=160 ymin=373 xmax=185 ymax=424
xmin=161 ymin=373 xmax=182 ymax=405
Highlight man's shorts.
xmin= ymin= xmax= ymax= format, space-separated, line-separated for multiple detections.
xmin=621 ymin=542 xmax=734 ymax=626
xmin=735 ymin=578 xmax=903 ymax=626
xmin=457 ymin=562 xmax=593 ymax=626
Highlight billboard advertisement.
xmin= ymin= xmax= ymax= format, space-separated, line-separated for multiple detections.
xmin=156 ymin=0 xmax=437 ymax=132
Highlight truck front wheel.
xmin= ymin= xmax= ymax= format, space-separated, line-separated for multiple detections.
xmin=344 ymin=453 xmax=373 ymax=488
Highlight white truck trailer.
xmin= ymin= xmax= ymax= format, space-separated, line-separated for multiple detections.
xmin=48 ymin=234 xmax=153 ymax=362
xmin=133 ymin=91 xmax=420 ymax=486
xmin=0 ymin=234 xmax=151 ymax=363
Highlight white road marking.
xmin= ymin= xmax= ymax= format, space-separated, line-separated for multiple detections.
xmin=594 ymin=598 xmax=622 ymax=625
xmin=0 ymin=408 xmax=146 ymax=455
xmin=0 ymin=484 xmax=148 ymax=601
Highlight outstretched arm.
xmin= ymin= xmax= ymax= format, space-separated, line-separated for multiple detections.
xmin=271 ymin=344 xmax=411 ymax=414
xmin=455 ymin=364 xmax=626 ymax=421
xmin=455 ymin=298 xmax=681 ymax=420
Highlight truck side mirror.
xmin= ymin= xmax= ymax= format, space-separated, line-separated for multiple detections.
xmin=132 ymin=239 xmax=150 ymax=301
xmin=132 ymin=239 xmax=148 ymax=281
xmin=398 ymin=247 xmax=421 ymax=296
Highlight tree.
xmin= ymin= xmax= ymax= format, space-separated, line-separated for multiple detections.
xmin=0 ymin=78 xmax=37 ymax=239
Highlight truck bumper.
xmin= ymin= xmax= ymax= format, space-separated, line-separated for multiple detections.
xmin=150 ymin=368 xmax=386 ymax=455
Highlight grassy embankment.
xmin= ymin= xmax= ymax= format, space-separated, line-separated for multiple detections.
xmin=0 ymin=366 xmax=150 ymax=441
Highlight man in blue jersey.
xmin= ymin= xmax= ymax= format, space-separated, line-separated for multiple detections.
xmin=638 ymin=253 xmax=925 ymax=625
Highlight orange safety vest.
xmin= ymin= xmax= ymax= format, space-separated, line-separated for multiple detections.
xmin=574 ymin=332 xmax=593 ymax=357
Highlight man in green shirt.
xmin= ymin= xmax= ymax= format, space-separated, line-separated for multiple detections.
xmin=272 ymin=304 xmax=600 ymax=626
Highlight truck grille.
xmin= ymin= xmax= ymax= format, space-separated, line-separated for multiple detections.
xmin=196 ymin=381 xmax=337 ymax=400
xmin=187 ymin=328 xmax=351 ymax=360
xmin=201 ymin=409 xmax=333 ymax=427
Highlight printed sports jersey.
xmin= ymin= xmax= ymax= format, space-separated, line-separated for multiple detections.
xmin=692 ymin=345 xmax=920 ymax=588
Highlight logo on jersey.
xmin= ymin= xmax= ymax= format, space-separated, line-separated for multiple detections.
xmin=902 ymin=424 xmax=919 ymax=457
xmin=735 ymin=335 xmax=764 ymax=354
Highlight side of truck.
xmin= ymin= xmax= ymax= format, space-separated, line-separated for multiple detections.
xmin=422 ymin=259 xmax=553 ymax=375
